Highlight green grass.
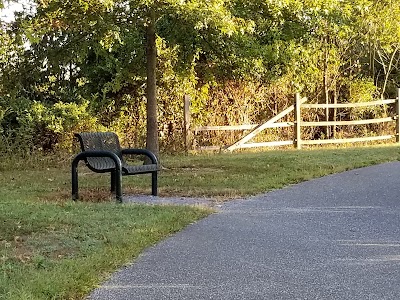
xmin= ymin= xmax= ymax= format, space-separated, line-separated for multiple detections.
xmin=1 ymin=144 xmax=399 ymax=299
xmin=49 ymin=144 xmax=400 ymax=201
xmin=0 ymin=170 xmax=211 ymax=299
xmin=0 ymin=200 xmax=210 ymax=299
xmin=159 ymin=144 xmax=400 ymax=198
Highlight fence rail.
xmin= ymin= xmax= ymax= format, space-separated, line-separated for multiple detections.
xmin=301 ymin=135 xmax=395 ymax=145
xmin=302 ymin=99 xmax=396 ymax=109
xmin=195 ymin=125 xmax=257 ymax=132
xmin=294 ymin=90 xmax=399 ymax=149
xmin=183 ymin=88 xmax=400 ymax=151
xmin=301 ymin=117 xmax=394 ymax=127
xmin=194 ymin=122 xmax=293 ymax=132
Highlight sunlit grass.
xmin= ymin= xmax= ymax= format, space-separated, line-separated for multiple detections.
xmin=158 ymin=144 xmax=400 ymax=198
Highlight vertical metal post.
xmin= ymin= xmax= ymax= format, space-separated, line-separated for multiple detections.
xmin=71 ymin=160 xmax=79 ymax=201
xmin=151 ymin=171 xmax=158 ymax=196
xmin=295 ymin=93 xmax=302 ymax=149
xmin=396 ymin=88 xmax=400 ymax=143
xmin=115 ymin=170 xmax=122 ymax=203
xmin=184 ymin=95 xmax=191 ymax=152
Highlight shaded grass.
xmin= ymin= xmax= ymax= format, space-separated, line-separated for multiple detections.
xmin=0 ymin=200 xmax=210 ymax=300
xmin=0 ymin=144 xmax=399 ymax=299
xmin=0 ymin=169 xmax=211 ymax=299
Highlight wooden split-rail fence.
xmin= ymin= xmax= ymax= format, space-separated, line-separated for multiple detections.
xmin=183 ymin=89 xmax=400 ymax=152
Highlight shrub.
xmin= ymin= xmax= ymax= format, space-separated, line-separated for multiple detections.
xmin=29 ymin=100 xmax=105 ymax=151
xmin=0 ymin=97 xmax=104 ymax=153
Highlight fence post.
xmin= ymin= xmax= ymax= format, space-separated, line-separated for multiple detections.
xmin=184 ymin=95 xmax=191 ymax=152
xmin=397 ymin=88 xmax=400 ymax=143
xmin=294 ymin=93 xmax=302 ymax=149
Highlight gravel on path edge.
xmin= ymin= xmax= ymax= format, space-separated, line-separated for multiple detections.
xmin=123 ymin=194 xmax=226 ymax=208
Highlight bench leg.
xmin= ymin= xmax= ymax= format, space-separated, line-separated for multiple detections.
xmin=71 ymin=151 xmax=123 ymax=203
xmin=151 ymin=171 xmax=158 ymax=196
xmin=115 ymin=170 xmax=123 ymax=203
xmin=71 ymin=158 xmax=79 ymax=201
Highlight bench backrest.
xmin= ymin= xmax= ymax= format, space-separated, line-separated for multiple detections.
xmin=75 ymin=132 xmax=123 ymax=172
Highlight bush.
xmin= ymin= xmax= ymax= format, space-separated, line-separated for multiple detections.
xmin=29 ymin=100 xmax=105 ymax=151
xmin=0 ymin=97 xmax=104 ymax=152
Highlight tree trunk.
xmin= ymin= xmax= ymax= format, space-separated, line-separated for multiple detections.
xmin=332 ymin=83 xmax=337 ymax=139
xmin=145 ymin=9 xmax=159 ymax=158
xmin=381 ymin=46 xmax=399 ymax=99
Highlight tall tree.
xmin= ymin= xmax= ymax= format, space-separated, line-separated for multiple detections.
xmin=17 ymin=0 xmax=248 ymax=156
xmin=364 ymin=0 xmax=400 ymax=97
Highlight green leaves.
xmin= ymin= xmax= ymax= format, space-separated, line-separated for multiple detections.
xmin=1 ymin=0 xmax=400 ymax=152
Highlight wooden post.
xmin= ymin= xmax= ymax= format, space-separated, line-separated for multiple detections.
xmin=294 ymin=93 xmax=302 ymax=149
xmin=396 ymin=88 xmax=400 ymax=143
xmin=184 ymin=95 xmax=191 ymax=152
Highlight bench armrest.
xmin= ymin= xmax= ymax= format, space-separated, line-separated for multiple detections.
xmin=72 ymin=150 xmax=123 ymax=202
xmin=121 ymin=148 xmax=159 ymax=165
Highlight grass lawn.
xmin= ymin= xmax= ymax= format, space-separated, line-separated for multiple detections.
xmin=1 ymin=144 xmax=399 ymax=299
xmin=160 ymin=144 xmax=400 ymax=199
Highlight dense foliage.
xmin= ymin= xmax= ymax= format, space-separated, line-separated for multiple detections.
xmin=0 ymin=0 xmax=399 ymax=153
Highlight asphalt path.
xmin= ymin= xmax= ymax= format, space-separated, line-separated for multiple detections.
xmin=88 ymin=161 xmax=400 ymax=300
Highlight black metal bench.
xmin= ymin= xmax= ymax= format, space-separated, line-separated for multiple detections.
xmin=71 ymin=132 xmax=159 ymax=202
